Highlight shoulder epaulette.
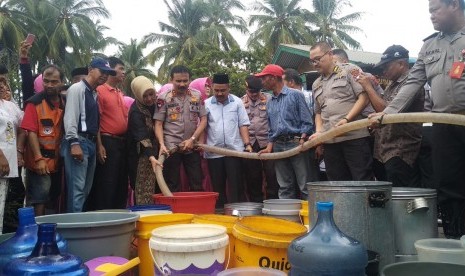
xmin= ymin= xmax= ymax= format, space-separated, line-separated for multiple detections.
xmin=423 ymin=32 xmax=439 ymax=42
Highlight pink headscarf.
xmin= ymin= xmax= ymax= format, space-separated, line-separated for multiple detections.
xmin=34 ymin=74 xmax=43 ymax=93
xmin=157 ymin=83 xmax=173 ymax=97
xmin=189 ymin=77 xmax=211 ymax=101
xmin=123 ymin=96 xmax=135 ymax=109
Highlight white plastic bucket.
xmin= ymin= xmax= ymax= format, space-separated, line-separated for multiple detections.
xmin=415 ymin=238 xmax=465 ymax=265
xmin=149 ymin=224 xmax=229 ymax=275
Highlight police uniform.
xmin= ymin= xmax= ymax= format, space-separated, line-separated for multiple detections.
xmin=241 ymin=92 xmax=279 ymax=201
xmin=384 ymin=28 xmax=465 ymax=237
xmin=153 ymin=88 xmax=207 ymax=192
xmin=313 ymin=64 xmax=373 ymax=181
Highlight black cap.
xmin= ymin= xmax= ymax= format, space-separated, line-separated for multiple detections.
xmin=71 ymin=67 xmax=88 ymax=77
xmin=375 ymin=45 xmax=409 ymax=68
xmin=212 ymin=73 xmax=229 ymax=84
xmin=245 ymin=75 xmax=262 ymax=92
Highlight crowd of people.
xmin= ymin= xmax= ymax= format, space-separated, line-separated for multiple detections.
xmin=0 ymin=0 xmax=464 ymax=239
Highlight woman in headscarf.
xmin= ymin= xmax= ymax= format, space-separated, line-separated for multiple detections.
xmin=189 ymin=77 xmax=211 ymax=101
xmin=127 ymin=76 xmax=162 ymax=204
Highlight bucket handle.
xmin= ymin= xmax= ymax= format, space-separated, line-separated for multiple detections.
xmin=225 ymin=241 xmax=231 ymax=270
xmin=149 ymin=244 xmax=171 ymax=275
xmin=407 ymin=198 xmax=429 ymax=213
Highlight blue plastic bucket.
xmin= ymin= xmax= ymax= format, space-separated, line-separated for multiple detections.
xmin=128 ymin=205 xmax=172 ymax=217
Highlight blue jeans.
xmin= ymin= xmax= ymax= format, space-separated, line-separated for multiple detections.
xmin=61 ymin=137 xmax=96 ymax=213
xmin=273 ymin=140 xmax=312 ymax=199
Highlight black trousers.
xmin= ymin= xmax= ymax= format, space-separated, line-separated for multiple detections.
xmin=208 ymin=157 xmax=243 ymax=208
xmin=432 ymin=124 xmax=465 ymax=238
xmin=384 ymin=156 xmax=421 ymax=187
xmin=416 ymin=126 xmax=435 ymax=188
xmin=241 ymin=141 xmax=279 ymax=202
xmin=88 ymin=135 xmax=128 ymax=210
xmin=324 ymin=137 xmax=374 ymax=181
xmin=163 ymin=151 xmax=203 ymax=192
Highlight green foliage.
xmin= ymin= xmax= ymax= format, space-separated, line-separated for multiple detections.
xmin=184 ymin=48 xmax=267 ymax=97
xmin=306 ymin=0 xmax=363 ymax=49
xmin=117 ymin=39 xmax=156 ymax=97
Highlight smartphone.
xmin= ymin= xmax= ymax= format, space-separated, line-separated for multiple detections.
xmin=25 ymin=33 xmax=36 ymax=44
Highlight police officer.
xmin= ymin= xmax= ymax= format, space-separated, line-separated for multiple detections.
xmin=241 ymin=75 xmax=279 ymax=201
xmin=154 ymin=65 xmax=207 ymax=192
xmin=309 ymin=41 xmax=373 ymax=182
xmin=375 ymin=0 xmax=465 ymax=238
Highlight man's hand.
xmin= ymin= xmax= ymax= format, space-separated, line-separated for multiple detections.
xmin=181 ymin=138 xmax=194 ymax=151
xmin=97 ymin=144 xmax=107 ymax=164
xmin=0 ymin=153 xmax=10 ymax=177
xmin=159 ymin=144 xmax=169 ymax=157
xmin=356 ymin=73 xmax=373 ymax=91
xmin=19 ymin=41 xmax=32 ymax=59
xmin=35 ymin=159 xmax=50 ymax=175
xmin=245 ymin=144 xmax=253 ymax=153
xmin=71 ymin=144 xmax=84 ymax=162
xmin=258 ymin=143 xmax=273 ymax=155
xmin=368 ymin=112 xmax=386 ymax=129
xmin=335 ymin=118 xmax=349 ymax=127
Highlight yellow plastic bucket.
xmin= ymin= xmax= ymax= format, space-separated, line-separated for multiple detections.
xmin=193 ymin=214 xmax=238 ymax=267
xmin=232 ymin=216 xmax=307 ymax=273
xmin=135 ymin=213 xmax=194 ymax=276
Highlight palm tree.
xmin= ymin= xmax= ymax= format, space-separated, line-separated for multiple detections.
xmin=118 ymin=39 xmax=156 ymax=97
xmin=248 ymin=0 xmax=314 ymax=59
xmin=306 ymin=0 xmax=363 ymax=50
xmin=46 ymin=0 xmax=110 ymax=67
xmin=143 ymin=0 xmax=207 ymax=79
xmin=201 ymin=0 xmax=248 ymax=51
xmin=0 ymin=0 xmax=29 ymax=62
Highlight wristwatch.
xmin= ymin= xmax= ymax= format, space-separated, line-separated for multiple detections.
xmin=244 ymin=142 xmax=251 ymax=147
xmin=190 ymin=136 xmax=196 ymax=141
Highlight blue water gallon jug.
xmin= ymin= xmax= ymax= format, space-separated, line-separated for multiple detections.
xmin=3 ymin=223 xmax=88 ymax=275
xmin=0 ymin=207 xmax=67 ymax=269
xmin=288 ymin=202 xmax=368 ymax=276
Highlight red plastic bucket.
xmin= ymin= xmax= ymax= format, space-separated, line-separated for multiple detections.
xmin=153 ymin=192 xmax=219 ymax=214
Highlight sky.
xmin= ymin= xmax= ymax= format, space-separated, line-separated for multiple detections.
xmin=100 ymin=0 xmax=433 ymax=59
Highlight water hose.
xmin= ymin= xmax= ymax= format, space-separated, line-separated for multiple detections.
xmin=155 ymin=112 xmax=465 ymax=195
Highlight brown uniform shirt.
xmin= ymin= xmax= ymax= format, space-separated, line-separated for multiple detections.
xmin=374 ymin=73 xmax=424 ymax=166
xmin=313 ymin=64 xmax=369 ymax=143
xmin=153 ymin=88 xmax=207 ymax=149
xmin=241 ymin=92 xmax=271 ymax=149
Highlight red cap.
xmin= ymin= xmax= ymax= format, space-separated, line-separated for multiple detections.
xmin=255 ymin=64 xmax=284 ymax=77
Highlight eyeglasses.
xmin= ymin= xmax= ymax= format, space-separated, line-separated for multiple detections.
xmin=309 ymin=51 xmax=330 ymax=65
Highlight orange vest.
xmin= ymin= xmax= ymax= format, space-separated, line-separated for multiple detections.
xmin=24 ymin=99 xmax=64 ymax=173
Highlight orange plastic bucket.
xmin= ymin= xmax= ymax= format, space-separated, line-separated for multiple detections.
xmin=135 ymin=213 xmax=194 ymax=276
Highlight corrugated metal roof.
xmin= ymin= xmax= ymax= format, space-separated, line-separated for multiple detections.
xmin=275 ymin=44 xmax=383 ymax=66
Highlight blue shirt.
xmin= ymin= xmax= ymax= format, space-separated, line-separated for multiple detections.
xmin=267 ymin=86 xmax=313 ymax=142
xmin=204 ymin=94 xmax=250 ymax=159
